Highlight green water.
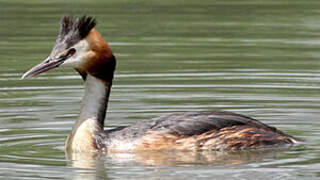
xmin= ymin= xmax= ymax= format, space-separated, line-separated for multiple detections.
xmin=1 ymin=0 xmax=320 ymax=179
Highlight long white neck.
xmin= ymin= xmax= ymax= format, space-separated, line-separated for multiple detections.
xmin=79 ymin=74 xmax=110 ymax=126
xmin=66 ymin=74 xmax=112 ymax=152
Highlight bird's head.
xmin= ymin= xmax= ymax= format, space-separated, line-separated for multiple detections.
xmin=22 ymin=16 xmax=116 ymax=81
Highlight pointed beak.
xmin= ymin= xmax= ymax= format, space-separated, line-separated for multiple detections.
xmin=21 ymin=56 xmax=67 ymax=79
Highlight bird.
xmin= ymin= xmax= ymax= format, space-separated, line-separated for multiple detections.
xmin=22 ymin=16 xmax=298 ymax=153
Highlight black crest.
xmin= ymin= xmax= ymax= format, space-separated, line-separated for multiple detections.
xmin=59 ymin=16 xmax=96 ymax=39
xmin=50 ymin=16 xmax=96 ymax=57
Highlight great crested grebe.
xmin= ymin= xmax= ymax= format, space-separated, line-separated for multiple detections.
xmin=22 ymin=16 xmax=297 ymax=153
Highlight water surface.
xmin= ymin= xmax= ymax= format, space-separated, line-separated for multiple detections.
xmin=1 ymin=0 xmax=320 ymax=179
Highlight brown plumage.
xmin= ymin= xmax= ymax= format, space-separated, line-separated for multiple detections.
xmin=132 ymin=127 xmax=293 ymax=151
xmin=105 ymin=111 xmax=297 ymax=152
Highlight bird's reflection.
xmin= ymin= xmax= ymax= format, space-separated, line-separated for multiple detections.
xmin=67 ymin=152 xmax=109 ymax=180
xmin=67 ymin=148 xmax=290 ymax=180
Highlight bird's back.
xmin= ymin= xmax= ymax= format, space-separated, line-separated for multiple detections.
xmin=105 ymin=111 xmax=297 ymax=151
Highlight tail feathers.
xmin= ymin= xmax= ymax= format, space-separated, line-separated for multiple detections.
xmin=195 ymin=126 xmax=298 ymax=151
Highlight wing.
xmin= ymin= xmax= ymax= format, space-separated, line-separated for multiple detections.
xmin=148 ymin=111 xmax=279 ymax=136
xmin=105 ymin=111 xmax=296 ymax=151
xmin=107 ymin=111 xmax=286 ymax=139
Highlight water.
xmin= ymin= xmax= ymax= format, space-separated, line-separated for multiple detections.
xmin=1 ymin=0 xmax=320 ymax=179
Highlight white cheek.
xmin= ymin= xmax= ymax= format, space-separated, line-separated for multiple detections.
xmin=61 ymin=40 xmax=90 ymax=68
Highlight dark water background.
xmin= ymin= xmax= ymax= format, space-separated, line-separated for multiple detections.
xmin=1 ymin=0 xmax=320 ymax=179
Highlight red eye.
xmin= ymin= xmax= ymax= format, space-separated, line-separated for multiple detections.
xmin=69 ymin=48 xmax=76 ymax=55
